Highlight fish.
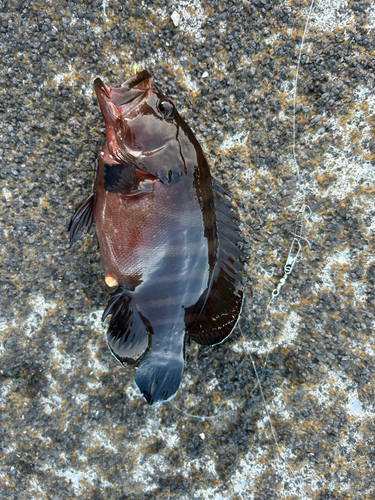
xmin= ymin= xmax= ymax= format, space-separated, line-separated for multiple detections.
xmin=69 ymin=70 xmax=244 ymax=406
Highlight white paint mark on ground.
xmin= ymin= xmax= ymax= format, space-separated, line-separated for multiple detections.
xmin=134 ymin=48 xmax=199 ymax=94
xmin=50 ymin=337 xmax=74 ymax=373
xmin=180 ymin=71 xmax=199 ymax=93
xmin=264 ymin=32 xmax=281 ymax=45
xmin=40 ymin=370 xmax=62 ymax=416
xmin=40 ymin=393 xmax=62 ymax=416
xmin=352 ymin=280 xmax=367 ymax=307
xmin=171 ymin=11 xmax=180 ymax=26
xmin=155 ymin=1 xmax=207 ymax=42
xmin=228 ymin=447 xmax=268 ymax=500
xmin=0 ymin=380 xmax=13 ymax=408
xmin=139 ymin=418 xmax=180 ymax=450
xmin=364 ymin=3 xmax=375 ymax=31
xmin=86 ymin=338 xmax=110 ymax=374
xmin=313 ymin=249 xmax=351 ymax=294
xmin=76 ymin=310 xmax=107 ymax=335
xmin=206 ymin=378 xmax=219 ymax=392
xmin=349 ymin=335 xmax=375 ymax=358
xmin=102 ymin=0 xmax=108 ymax=20
xmin=90 ymin=430 xmax=118 ymax=453
xmin=125 ymin=384 xmax=141 ymax=401
xmin=301 ymin=81 xmax=375 ymax=205
xmin=132 ymin=454 xmax=171 ymax=492
xmin=348 ymin=398 xmax=363 ymax=417
xmin=2 ymin=187 xmax=11 ymax=201
xmin=310 ymin=369 xmax=375 ymax=420
xmin=53 ymin=62 xmax=74 ymax=86
xmin=242 ymin=165 xmax=256 ymax=183
xmin=270 ymin=386 xmax=293 ymax=421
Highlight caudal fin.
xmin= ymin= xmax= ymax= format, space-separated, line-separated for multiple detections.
xmin=134 ymin=351 xmax=184 ymax=406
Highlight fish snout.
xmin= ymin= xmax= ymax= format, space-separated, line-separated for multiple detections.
xmin=94 ymin=77 xmax=111 ymax=99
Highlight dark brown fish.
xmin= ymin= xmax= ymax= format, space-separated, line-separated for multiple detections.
xmin=69 ymin=70 xmax=244 ymax=405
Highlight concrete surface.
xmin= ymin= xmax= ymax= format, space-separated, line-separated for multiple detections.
xmin=1 ymin=0 xmax=375 ymax=498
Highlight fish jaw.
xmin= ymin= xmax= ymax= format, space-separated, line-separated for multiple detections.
xmin=94 ymin=77 xmax=125 ymax=162
xmin=94 ymin=70 xmax=153 ymax=117
xmin=94 ymin=72 xmax=154 ymax=164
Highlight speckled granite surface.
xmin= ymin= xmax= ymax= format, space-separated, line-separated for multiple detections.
xmin=1 ymin=0 xmax=375 ymax=498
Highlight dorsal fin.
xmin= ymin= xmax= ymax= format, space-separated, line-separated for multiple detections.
xmin=102 ymin=288 xmax=152 ymax=366
xmin=187 ymin=179 xmax=244 ymax=345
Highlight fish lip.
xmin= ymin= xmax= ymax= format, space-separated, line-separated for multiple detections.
xmin=94 ymin=72 xmax=153 ymax=110
xmin=93 ymin=77 xmax=111 ymax=99
xmin=121 ymin=70 xmax=152 ymax=90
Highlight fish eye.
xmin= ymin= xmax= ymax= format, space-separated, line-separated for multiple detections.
xmin=158 ymin=100 xmax=174 ymax=118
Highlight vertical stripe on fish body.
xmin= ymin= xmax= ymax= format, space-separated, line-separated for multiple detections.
xmin=69 ymin=70 xmax=244 ymax=406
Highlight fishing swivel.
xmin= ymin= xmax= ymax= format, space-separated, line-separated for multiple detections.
xmin=272 ymin=237 xmax=302 ymax=298
xmin=271 ymin=203 xmax=311 ymax=299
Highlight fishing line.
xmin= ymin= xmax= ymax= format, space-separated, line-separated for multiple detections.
xmin=168 ymin=1 xmax=316 ymax=497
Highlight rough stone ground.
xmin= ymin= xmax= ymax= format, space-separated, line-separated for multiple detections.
xmin=1 ymin=0 xmax=375 ymax=499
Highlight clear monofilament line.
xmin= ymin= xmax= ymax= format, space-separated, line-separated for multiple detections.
xmin=293 ymin=0 xmax=315 ymax=192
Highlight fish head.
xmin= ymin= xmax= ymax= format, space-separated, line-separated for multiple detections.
xmin=94 ymin=70 xmax=189 ymax=185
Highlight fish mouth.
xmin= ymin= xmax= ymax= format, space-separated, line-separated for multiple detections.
xmin=120 ymin=70 xmax=152 ymax=90
xmin=94 ymin=70 xmax=152 ymax=109
xmin=94 ymin=71 xmax=162 ymax=163
xmin=93 ymin=78 xmax=111 ymax=99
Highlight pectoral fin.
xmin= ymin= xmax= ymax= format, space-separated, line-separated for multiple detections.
xmin=102 ymin=287 xmax=152 ymax=366
xmin=68 ymin=192 xmax=95 ymax=246
xmin=104 ymin=163 xmax=158 ymax=196
xmin=104 ymin=162 xmax=137 ymax=194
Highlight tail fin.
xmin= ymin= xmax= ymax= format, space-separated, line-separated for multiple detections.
xmin=134 ymin=346 xmax=184 ymax=406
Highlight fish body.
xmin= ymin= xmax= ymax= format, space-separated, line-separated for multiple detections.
xmin=69 ymin=71 xmax=244 ymax=405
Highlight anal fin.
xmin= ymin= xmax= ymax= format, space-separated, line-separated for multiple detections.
xmin=68 ymin=192 xmax=95 ymax=246
xmin=102 ymin=287 xmax=152 ymax=366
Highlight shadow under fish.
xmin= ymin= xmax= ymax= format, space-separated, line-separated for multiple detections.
xmin=69 ymin=70 xmax=244 ymax=406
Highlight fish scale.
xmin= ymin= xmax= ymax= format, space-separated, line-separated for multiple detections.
xmin=69 ymin=70 xmax=244 ymax=405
